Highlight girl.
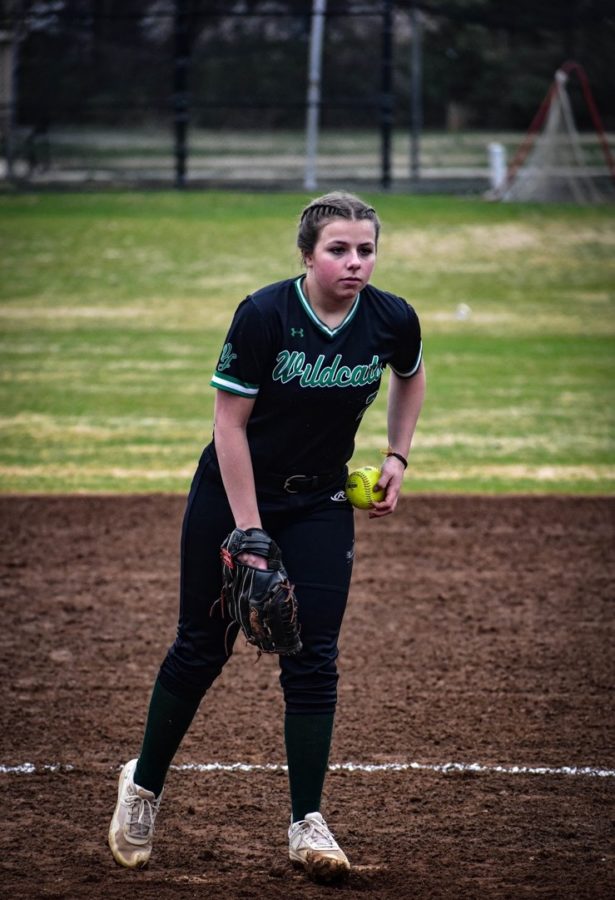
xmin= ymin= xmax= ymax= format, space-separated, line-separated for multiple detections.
xmin=109 ymin=190 xmax=425 ymax=883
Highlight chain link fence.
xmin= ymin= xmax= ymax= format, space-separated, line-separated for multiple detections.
xmin=1 ymin=3 xmax=613 ymax=192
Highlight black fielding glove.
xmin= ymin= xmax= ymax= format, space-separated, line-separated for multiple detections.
xmin=219 ymin=527 xmax=302 ymax=656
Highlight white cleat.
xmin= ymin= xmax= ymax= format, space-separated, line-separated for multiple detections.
xmin=288 ymin=811 xmax=350 ymax=882
xmin=108 ymin=759 xmax=162 ymax=869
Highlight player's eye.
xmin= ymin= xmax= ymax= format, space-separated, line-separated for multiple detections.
xmin=359 ymin=246 xmax=374 ymax=256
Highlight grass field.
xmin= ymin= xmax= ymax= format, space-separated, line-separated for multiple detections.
xmin=0 ymin=191 xmax=614 ymax=494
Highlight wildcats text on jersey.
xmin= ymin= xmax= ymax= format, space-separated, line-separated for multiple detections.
xmin=272 ymin=351 xmax=384 ymax=388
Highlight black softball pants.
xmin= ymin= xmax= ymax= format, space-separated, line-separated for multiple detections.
xmin=158 ymin=453 xmax=355 ymax=715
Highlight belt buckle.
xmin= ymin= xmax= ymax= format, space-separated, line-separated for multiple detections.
xmin=283 ymin=474 xmax=307 ymax=494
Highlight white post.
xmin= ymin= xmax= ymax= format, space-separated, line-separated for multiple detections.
xmin=304 ymin=0 xmax=327 ymax=192
xmin=488 ymin=142 xmax=507 ymax=192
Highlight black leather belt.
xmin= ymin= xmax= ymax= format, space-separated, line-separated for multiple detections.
xmin=271 ymin=471 xmax=342 ymax=494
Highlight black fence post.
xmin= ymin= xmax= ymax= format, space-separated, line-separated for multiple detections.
xmin=410 ymin=3 xmax=423 ymax=184
xmin=173 ymin=0 xmax=190 ymax=189
xmin=380 ymin=0 xmax=394 ymax=190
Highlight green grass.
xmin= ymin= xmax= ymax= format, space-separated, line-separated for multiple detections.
xmin=1 ymin=191 xmax=614 ymax=494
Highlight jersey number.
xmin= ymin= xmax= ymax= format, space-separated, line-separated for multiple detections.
xmin=356 ymin=390 xmax=379 ymax=421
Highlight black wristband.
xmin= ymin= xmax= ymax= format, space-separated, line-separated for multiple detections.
xmin=386 ymin=451 xmax=408 ymax=469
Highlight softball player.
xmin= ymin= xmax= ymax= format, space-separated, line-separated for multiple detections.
xmin=109 ymin=191 xmax=425 ymax=883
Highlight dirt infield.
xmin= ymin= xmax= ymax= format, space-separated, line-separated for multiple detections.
xmin=1 ymin=494 xmax=614 ymax=899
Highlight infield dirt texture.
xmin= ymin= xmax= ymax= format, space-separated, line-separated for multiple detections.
xmin=1 ymin=494 xmax=613 ymax=899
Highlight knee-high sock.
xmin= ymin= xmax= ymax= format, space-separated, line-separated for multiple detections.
xmin=285 ymin=712 xmax=335 ymax=823
xmin=133 ymin=677 xmax=201 ymax=796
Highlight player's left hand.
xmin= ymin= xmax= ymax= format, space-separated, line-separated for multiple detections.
xmin=237 ymin=552 xmax=268 ymax=570
xmin=368 ymin=456 xmax=405 ymax=518
xmin=219 ymin=528 xmax=303 ymax=655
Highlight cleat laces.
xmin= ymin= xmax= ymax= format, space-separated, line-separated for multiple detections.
xmin=123 ymin=791 xmax=160 ymax=841
xmin=295 ymin=815 xmax=340 ymax=851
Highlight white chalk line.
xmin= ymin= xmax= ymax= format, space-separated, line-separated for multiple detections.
xmin=1 ymin=760 xmax=614 ymax=778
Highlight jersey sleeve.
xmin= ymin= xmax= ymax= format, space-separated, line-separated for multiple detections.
xmin=389 ymin=302 xmax=423 ymax=378
xmin=210 ymin=296 xmax=272 ymax=397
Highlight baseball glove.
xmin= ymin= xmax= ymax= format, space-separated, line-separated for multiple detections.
xmin=219 ymin=527 xmax=302 ymax=656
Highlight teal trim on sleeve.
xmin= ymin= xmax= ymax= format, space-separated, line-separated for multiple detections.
xmin=210 ymin=372 xmax=259 ymax=397
xmin=390 ymin=340 xmax=423 ymax=378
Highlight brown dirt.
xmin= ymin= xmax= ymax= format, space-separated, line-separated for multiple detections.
xmin=1 ymin=494 xmax=614 ymax=899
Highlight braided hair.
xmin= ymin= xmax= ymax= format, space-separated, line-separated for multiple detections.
xmin=297 ymin=191 xmax=380 ymax=261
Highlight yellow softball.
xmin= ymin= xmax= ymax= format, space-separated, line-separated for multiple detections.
xmin=345 ymin=466 xmax=385 ymax=510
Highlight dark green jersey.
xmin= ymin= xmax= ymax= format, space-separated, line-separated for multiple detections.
xmin=209 ymin=276 xmax=422 ymax=478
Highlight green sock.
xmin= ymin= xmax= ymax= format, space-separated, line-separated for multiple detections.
xmin=285 ymin=712 xmax=335 ymax=823
xmin=133 ymin=678 xmax=201 ymax=797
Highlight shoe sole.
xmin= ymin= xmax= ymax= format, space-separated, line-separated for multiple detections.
xmin=290 ymin=850 xmax=350 ymax=883
xmin=108 ymin=763 xmax=151 ymax=869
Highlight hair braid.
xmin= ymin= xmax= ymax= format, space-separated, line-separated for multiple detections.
xmin=297 ymin=191 xmax=380 ymax=259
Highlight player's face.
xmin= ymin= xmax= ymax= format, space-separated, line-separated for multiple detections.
xmin=304 ymin=218 xmax=377 ymax=306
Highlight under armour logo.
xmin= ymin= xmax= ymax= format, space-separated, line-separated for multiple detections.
xmin=291 ymin=328 xmax=304 ymax=338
